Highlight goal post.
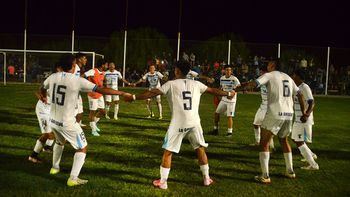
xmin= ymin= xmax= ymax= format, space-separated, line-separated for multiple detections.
xmin=0 ymin=49 xmax=104 ymax=85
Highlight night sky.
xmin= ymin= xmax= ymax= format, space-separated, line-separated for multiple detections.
xmin=1 ymin=0 xmax=350 ymax=48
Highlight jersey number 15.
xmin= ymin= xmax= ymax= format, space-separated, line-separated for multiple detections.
xmin=52 ymin=83 xmax=67 ymax=106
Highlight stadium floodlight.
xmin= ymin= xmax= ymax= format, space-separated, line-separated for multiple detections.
xmin=0 ymin=49 xmax=104 ymax=85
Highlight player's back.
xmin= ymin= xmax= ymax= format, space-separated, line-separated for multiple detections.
xmin=264 ymin=71 xmax=297 ymax=120
xmin=44 ymin=72 xmax=93 ymax=126
xmin=161 ymin=79 xmax=207 ymax=127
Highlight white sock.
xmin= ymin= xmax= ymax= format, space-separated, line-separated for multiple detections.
xmin=95 ymin=117 xmax=100 ymax=123
xmin=200 ymin=164 xmax=210 ymax=179
xmin=70 ymin=152 xmax=86 ymax=180
xmin=52 ymin=143 xmax=64 ymax=169
xmin=283 ymin=152 xmax=294 ymax=173
xmin=259 ymin=152 xmax=270 ymax=177
xmin=114 ymin=104 xmax=119 ymax=117
xmin=160 ymin=166 xmax=170 ymax=183
xmin=298 ymin=144 xmax=317 ymax=166
xmin=227 ymin=128 xmax=233 ymax=134
xmin=45 ymin=139 xmax=54 ymax=146
xmin=146 ymin=103 xmax=152 ymax=114
xmin=89 ymin=122 xmax=96 ymax=131
xmin=33 ymin=140 xmax=44 ymax=153
xmin=254 ymin=127 xmax=261 ymax=143
xmin=158 ymin=103 xmax=162 ymax=117
xmin=213 ymin=126 xmax=218 ymax=130
xmin=269 ymin=138 xmax=275 ymax=149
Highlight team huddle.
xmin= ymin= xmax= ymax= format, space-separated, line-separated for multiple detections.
xmin=28 ymin=53 xmax=319 ymax=188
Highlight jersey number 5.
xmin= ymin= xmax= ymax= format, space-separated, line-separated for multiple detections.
xmin=182 ymin=91 xmax=192 ymax=110
xmin=52 ymin=83 xmax=67 ymax=106
xmin=282 ymin=80 xmax=290 ymax=97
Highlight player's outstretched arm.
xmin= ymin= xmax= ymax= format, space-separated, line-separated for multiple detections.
xmin=132 ymin=78 xmax=145 ymax=87
xmin=125 ymin=89 xmax=163 ymax=102
xmin=205 ymin=87 xmax=235 ymax=98
xmin=96 ymin=87 xmax=131 ymax=97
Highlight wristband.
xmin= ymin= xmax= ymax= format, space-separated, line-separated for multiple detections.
xmin=132 ymin=95 xmax=136 ymax=101
xmin=228 ymin=92 xmax=231 ymax=97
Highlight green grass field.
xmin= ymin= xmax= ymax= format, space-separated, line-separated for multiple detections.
xmin=0 ymin=83 xmax=350 ymax=196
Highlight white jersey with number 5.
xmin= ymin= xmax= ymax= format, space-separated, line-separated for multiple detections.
xmin=158 ymin=79 xmax=207 ymax=128
xmin=105 ymin=70 xmax=123 ymax=90
xmin=43 ymin=72 xmax=97 ymax=126
xmin=294 ymin=82 xmax=314 ymax=124
xmin=256 ymin=71 xmax=299 ymax=120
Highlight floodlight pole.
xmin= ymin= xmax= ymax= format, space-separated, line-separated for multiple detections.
xmin=122 ymin=0 xmax=129 ymax=87
xmin=278 ymin=43 xmax=281 ymax=59
xmin=71 ymin=0 xmax=76 ymax=53
xmin=24 ymin=0 xmax=28 ymax=83
xmin=176 ymin=0 xmax=183 ymax=61
xmin=325 ymin=47 xmax=330 ymax=95
xmin=227 ymin=40 xmax=231 ymax=64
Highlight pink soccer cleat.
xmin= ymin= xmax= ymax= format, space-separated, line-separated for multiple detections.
xmin=203 ymin=177 xmax=214 ymax=186
xmin=153 ymin=179 xmax=168 ymax=189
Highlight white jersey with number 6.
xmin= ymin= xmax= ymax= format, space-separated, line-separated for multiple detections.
xmin=256 ymin=71 xmax=299 ymax=120
xmin=158 ymin=79 xmax=207 ymax=127
xmin=43 ymin=72 xmax=97 ymax=126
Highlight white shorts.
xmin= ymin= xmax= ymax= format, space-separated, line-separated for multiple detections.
xmin=291 ymin=122 xmax=313 ymax=143
xmin=88 ymin=96 xmax=105 ymax=111
xmin=261 ymin=116 xmax=292 ymax=138
xmin=36 ymin=114 xmax=51 ymax=134
xmin=105 ymin=95 xmax=120 ymax=102
xmin=162 ymin=124 xmax=208 ymax=153
xmin=147 ymin=95 xmax=161 ymax=102
xmin=74 ymin=95 xmax=83 ymax=115
xmin=215 ymin=101 xmax=236 ymax=117
xmin=50 ymin=121 xmax=87 ymax=150
xmin=253 ymin=107 xmax=267 ymax=125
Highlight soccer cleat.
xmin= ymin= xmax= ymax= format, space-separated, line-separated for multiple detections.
xmin=28 ymin=156 xmax=43 ymax=163
xmin=105 ymin=114 xmax=110 ymax=120
xmin=152 ymin=179 xmax=168 ymax=189
xmin=79 ymin=123 xmax=87 ymax=127
xmin=249 ymin=142 xmax=260 ymax=147
xmin=92 ymin=131 xmax=100 ymax=136
xmin=284 ymin=171 xmax=296 ymax=179
xmin=67 ymin=177 xmax=88 ymax=187
xmin=114 ymin=116 xmax=118 ymax=120
xmin=203 ymin=177 xmax=214 ymax=186
xmin=49 ymin=167 xmax=60 ymax=175
xmin=226 ymin=133 xmax=233 ymax=137
xmin=301 ymin=154 xmax=318 ymax=162
xmin=301 ymin=164 xmax=319 ymax=170
xmin=158 ymin=116 xmax=163 ymax=120
xmin=254 ymin=175 xmax=271 ymax=184
xmin=43 ymin=146 xmax=53 ymax=153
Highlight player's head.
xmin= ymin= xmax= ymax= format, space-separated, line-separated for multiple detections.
xmin=58 ymin=54 xmax=75 ymax=72
xmin=292 ymin=69 xmax=306 ymax=84
xmin=224 ymin=64 xmax=232 ymax=77
xmin=267 ymin=59 xmax=280 ymax=72
xmin=96 ymin=59 xmax=105 ymax=71
xmin=75 ymin=52 xmax=87 ymax=67
xmin=109 ymin=62 xmax=115 ymax=71
xmin=174 ymin=60 xmax=190 ymax=78
xmin=149 ymin=64 xmax=156 ymax=74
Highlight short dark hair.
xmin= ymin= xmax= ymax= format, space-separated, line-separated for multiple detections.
xmin=293 ymin=69 xmax=306 ymax=80
xmin=175 ymin=60 xmax=190 ymax=76
xmin=96 ymin=59 xmax=105 ymax=68
xmin=58 ymin=54 xmax=75 ymax=72
xmin=224 ymin=64 xmax=233 ymax=69
xmin=75 ymin=52 xmax=86 ymax=59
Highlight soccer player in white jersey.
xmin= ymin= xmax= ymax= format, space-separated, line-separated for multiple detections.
xmin=74 ymin=53 xmax=88 ymax=127
xmin=133 ymin=64 xmax=164 ymax=119
xmin=242 ymin=60 xmax=307 ymax=184
xmin=104 ymin=62 xmax=131 ymax=120
xmin=251 ymin=65 xmax=275 ymax=150
xmin=126 ymin=61 xmax=235 ymax=189
xmin=41 ymin=54 xmax=130 ymax=186
xmin=291 ymin=69 xmax=319 ymax=170
xmin=212 ymin=65 xmax=240 ymax=136
xmin=187 ymin=69 xmax=215 ymax=83
xmin=28 ymin=93 xmax=55 ymax=163
xmin=84 ymin=61 xmax=106 ymax=136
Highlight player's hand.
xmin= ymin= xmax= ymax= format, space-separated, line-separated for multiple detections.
xmin=123 ymin=93 xmax=134 ymax=102
xmin=300 ymin=114 xmax=309 ymax=123
xmin=207 ymin=78 xmax=215 ymax=84
xmin=227 ymin=91 xmax=236 ymax=99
